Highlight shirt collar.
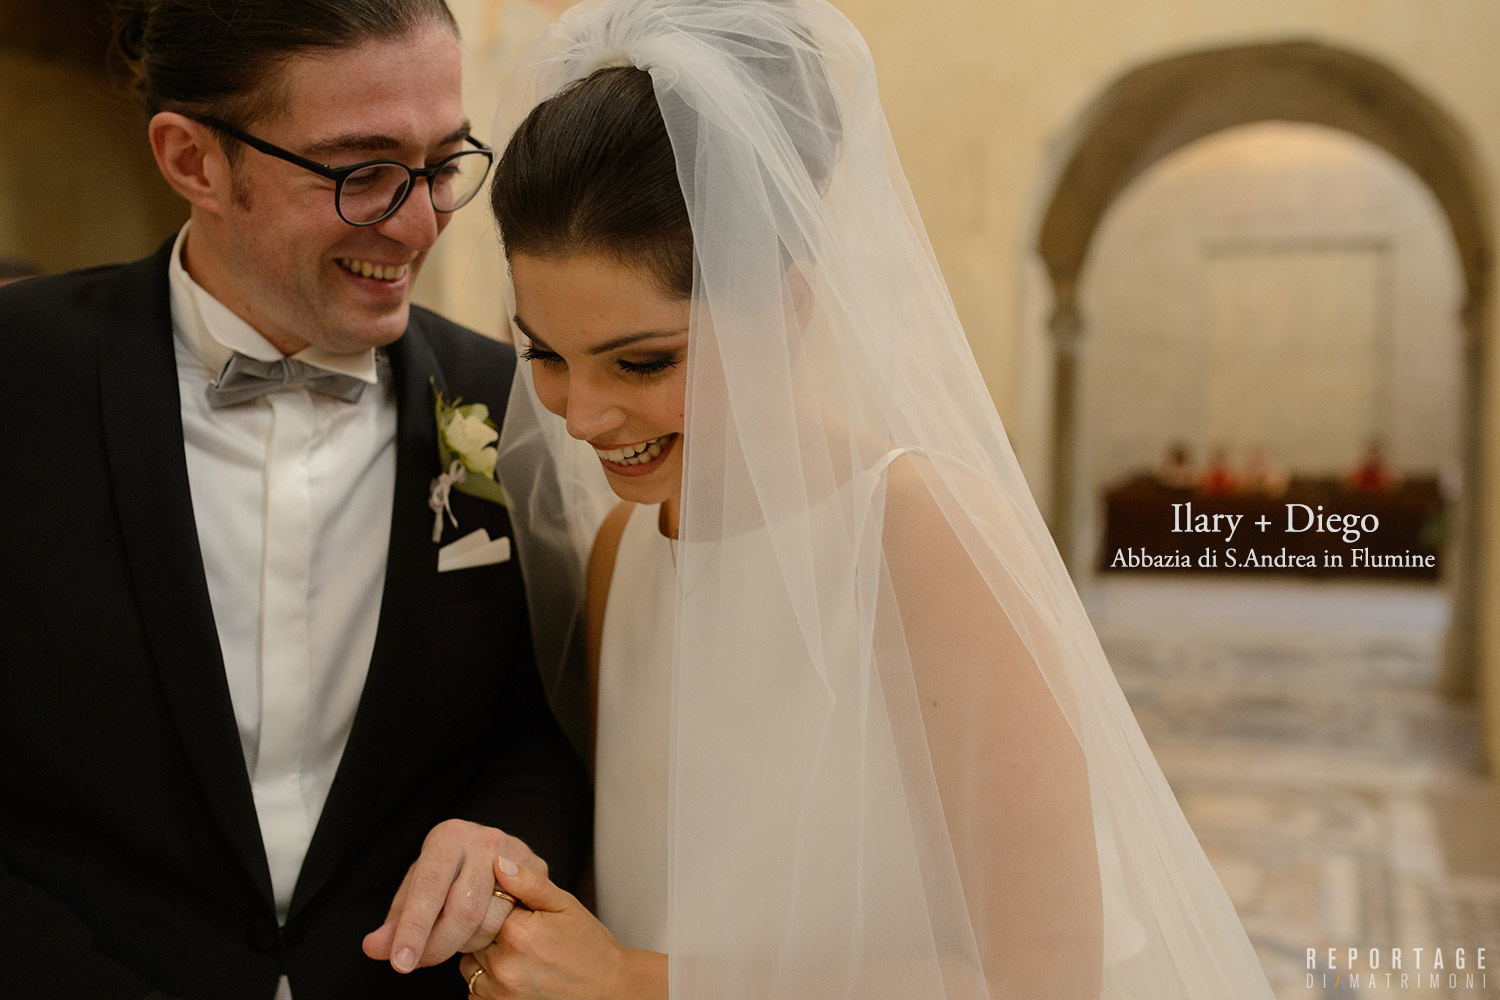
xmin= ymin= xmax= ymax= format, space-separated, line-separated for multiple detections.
xmin=167 ymin=223 xmax=380 ymax=384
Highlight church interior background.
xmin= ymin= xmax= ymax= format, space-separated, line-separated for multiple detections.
xmin=3 ymin=0 xmax=1497 ymax=995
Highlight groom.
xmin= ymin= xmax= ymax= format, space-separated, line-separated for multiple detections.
xmin=0 ymin=2 xmax=588 ymax=998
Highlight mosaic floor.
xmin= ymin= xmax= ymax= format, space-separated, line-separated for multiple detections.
xmin=1086 ymin=579 xmax=1498 ymax=999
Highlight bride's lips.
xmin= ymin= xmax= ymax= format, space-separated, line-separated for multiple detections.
xmin=595 ymin=433 xmax=678 ymax=478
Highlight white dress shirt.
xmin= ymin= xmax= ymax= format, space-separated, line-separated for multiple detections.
xmin=167 ymin=225 xmax=397 ymax=947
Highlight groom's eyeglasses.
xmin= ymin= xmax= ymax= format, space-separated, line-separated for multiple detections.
xmin=193 ymin=116 xmax=494 ymax=227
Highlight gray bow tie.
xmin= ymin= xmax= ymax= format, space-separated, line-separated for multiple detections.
xmin=206 ymin=353 xmax=369 ymax=409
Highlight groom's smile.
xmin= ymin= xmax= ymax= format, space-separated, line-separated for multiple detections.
xmin=337 ymin=257 xmax=413 ymax=283
xmin=177 ymin=20 xmax=470 ymax=357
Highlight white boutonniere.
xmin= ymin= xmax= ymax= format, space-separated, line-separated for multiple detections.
xmin=429 ymin=380 xmax=507 ymax=542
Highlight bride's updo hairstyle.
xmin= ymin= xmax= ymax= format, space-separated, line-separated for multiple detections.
xmin=492 ymin=66 xmax=695 ymax=298
xmin=491 ymin=8 xmax=840 ymax=300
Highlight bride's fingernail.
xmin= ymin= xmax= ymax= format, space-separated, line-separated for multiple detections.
xmin=497 ymin=856 xmax=519 ymax=876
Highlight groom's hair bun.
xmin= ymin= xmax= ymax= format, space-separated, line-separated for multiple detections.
xmin=108 ymin=0 xmax=459 ymax=158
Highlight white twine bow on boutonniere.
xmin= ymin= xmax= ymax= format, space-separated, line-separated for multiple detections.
xmin=429 ymin=379 xmax=508 ymax=542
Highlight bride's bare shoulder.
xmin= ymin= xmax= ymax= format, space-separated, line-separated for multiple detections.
xmin=881 ymin=449 xmax=1008 ymax=541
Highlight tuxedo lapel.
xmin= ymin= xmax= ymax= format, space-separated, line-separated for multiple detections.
xmin=95 ymin=244 xmax=274 ymax=903
xmin=290 ymin=323 xmax=446 ymax=916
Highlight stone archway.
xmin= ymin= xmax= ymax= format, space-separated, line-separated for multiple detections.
xmin=1036 ymin=40 xmax=1492 ymax=699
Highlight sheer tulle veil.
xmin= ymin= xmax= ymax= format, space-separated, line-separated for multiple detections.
xmin=492 ymin=1 xmax=1275 ymax=996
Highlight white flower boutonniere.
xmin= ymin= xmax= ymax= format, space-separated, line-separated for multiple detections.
xmin=429 ymin=380 xmax=507 ymax=542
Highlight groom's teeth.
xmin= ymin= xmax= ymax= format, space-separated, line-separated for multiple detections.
xmin=338 ymin=258 xmax=409 ymax=282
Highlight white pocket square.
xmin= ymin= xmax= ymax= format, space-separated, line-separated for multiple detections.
xmin=437 ymin=528 xmax=512 ymax=572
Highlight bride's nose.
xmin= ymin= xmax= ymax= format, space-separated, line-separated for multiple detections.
xmin=564 ymin=385 xmax=626 ymax=442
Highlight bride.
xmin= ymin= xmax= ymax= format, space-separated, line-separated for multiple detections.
xmin=466 ymin=1 xmax=1275 ymax=997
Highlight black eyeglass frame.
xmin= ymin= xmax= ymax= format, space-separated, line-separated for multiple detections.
xmin=193 ymin=115 xmax=494 ymax=226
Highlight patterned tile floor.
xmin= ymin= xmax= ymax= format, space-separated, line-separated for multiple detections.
xmin=1086 ymin=578 xmax=1499 ymax=999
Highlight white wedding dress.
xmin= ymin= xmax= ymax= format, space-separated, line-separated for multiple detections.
xmin=592 ymin=452 xmax=1151 ymax=987
xmin=592 ymin=499 xmax=674 ymax=951
xmin=593 ymin=455 xmax=913 ymax=958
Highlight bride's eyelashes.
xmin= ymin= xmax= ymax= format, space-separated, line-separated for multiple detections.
xmin=616 ymin=355 xmax=681 ymax=379
xmin=520 ymin=344 xmax=681 ymax=381
xmin=519 ymin=344 xmax=565 ymax=368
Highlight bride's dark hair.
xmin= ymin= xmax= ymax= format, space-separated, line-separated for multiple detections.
xmin=491 ymin=13 xmax=840 ymax=300
xmin=492 ymin=66 xmax=695 ymax=298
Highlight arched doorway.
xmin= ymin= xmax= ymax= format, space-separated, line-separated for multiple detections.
xmin=1035 ymin=40 xmax=1492 ymax=700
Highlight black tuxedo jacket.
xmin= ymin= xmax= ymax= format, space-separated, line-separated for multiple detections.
xmin=0 ymin=242 xmax=591 ymax=999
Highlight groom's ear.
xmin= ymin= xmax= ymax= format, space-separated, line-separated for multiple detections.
xmin=148 ymin=112 xmax=231 ymax=215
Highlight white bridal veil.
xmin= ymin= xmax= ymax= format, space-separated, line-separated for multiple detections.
xmin=493 ymin=1 xmax=1276 ymax=996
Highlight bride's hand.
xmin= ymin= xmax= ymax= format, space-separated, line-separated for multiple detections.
xmin=458 ymin=857 xmax=666 ymax=999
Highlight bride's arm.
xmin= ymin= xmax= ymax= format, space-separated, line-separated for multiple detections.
xmin=880 ymin=454 xmax=1104 ymax=1000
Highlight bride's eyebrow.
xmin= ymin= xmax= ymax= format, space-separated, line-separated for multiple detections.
xmin=512 ymin=315 xmax=686 ymax=355
xmin=513 ymin=315 xmax=553 ymax=351
xmin=586 ymin=330 xmax=688 ymax=355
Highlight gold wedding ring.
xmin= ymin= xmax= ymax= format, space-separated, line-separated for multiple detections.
xmin=467 ymin=966 xmax=486 ymax=995
xmin=492 ymin=887 xmax=518 ymax=905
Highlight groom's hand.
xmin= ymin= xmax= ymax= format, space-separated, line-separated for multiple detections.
xmin=362 ymin=819 xmax=544 ymax=973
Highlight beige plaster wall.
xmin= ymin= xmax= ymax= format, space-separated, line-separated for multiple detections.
xmin=413 ymin=0 xmax=566 ymax=338
xmin=1081 ymin=122 xmax=1464 ymax=493
xmin=0 ymin=52 xmax=184 ymax=274
xmin=829 ymin=0 xmax=1498 ymax=466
